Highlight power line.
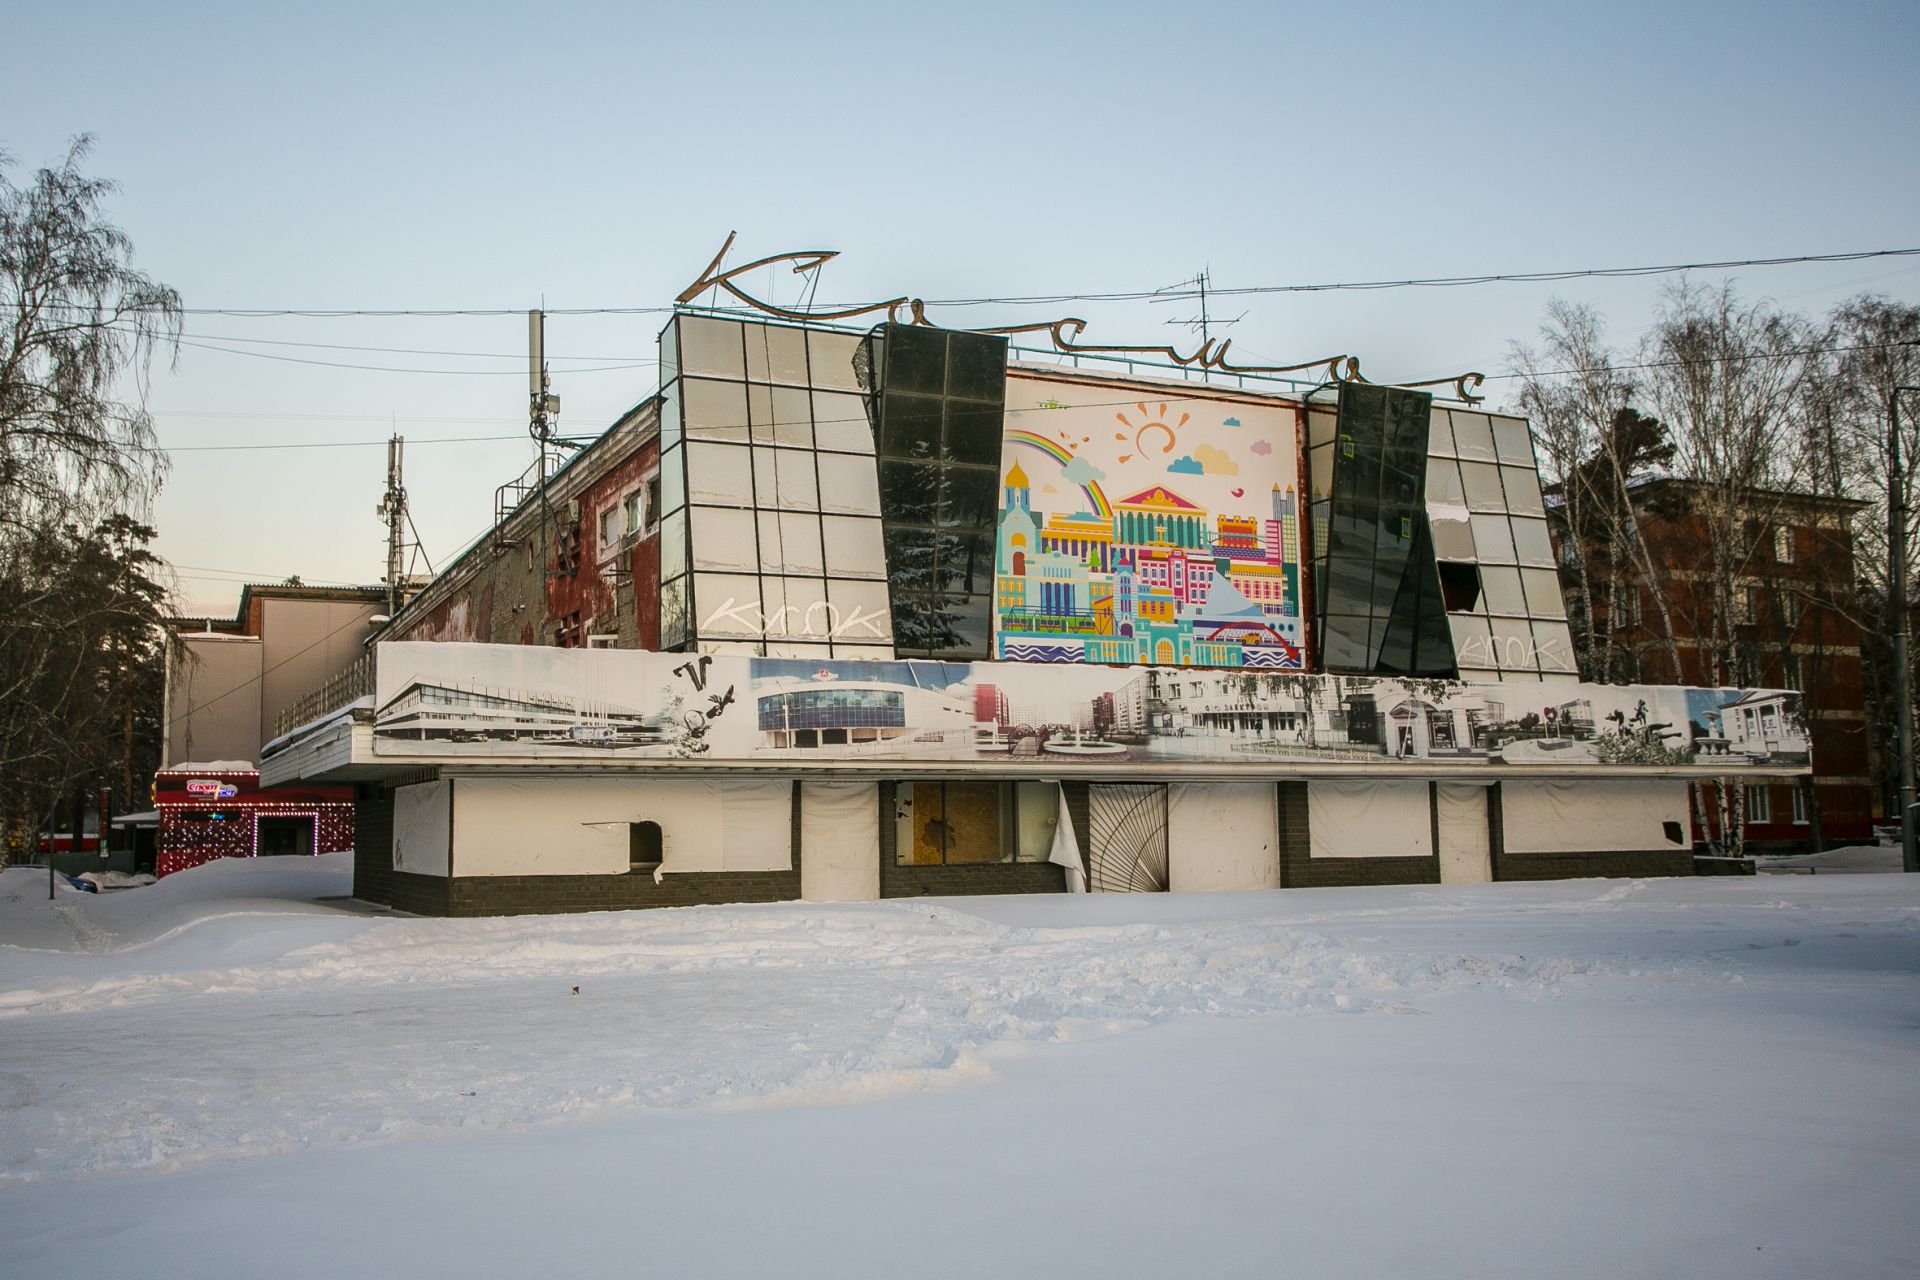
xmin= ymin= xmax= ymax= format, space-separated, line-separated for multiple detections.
xmin=177 ymin=329 xmax=653 ymax=362
xmin=154 ymin=433 xmax=525 ymax=453
xmin=152 ymin=410 xmax=524 ymax=423
xmin=134 ymin=335 xmax=1920 ymax=455
xmin=11 ymin=247 xmax=1915 ymax=317
xmin=174 ymin=336 xmax=654 ymax=376
xmin=173 ymin=566 xmax=375 ymax=588
xmin=900 ymin=249 xmax=1920 ymax=306
xmin=1481 ymin=336 xmax=1920 ymax=385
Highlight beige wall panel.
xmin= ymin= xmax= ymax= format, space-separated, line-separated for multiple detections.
xmin=258 ymin=599 xmax=379 ymax=743
xmin=1500 ymin=780 xmax=1689 ymax=854
xmin=1308 ymin=780 xmax=1433 ymax=859
xmin=800 ymin=781 xmax=880 ymax=901
xmin=1167 ymin=782 xmax=1279 ymax=892
xmin=393 ymin=780 xmax=452 ymax=877
xmin=1435 ymin=782 xmax=1492 ymax=884
xmin=167 ymin=635 xmax=264 ymax=766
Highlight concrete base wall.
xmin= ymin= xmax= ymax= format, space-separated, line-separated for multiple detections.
xmin=353 ymin=774 xmax=1702 ymax=917
xmin=1274 ymin=780 xmax=1693 ymax=889
xmin=1494 ymin=850 xmax=1697 ymax=880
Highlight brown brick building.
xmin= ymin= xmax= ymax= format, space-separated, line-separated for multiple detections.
xmin=384 ymin=400 xmax=662 ymax=652
xmin=1554 ymin=477 xmax=1872 ymax=850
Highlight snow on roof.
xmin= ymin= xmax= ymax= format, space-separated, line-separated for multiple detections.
xmin=159 ymin=760 xmax=258 ymax=773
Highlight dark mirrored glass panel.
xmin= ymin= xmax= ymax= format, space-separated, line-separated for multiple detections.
xmin=866 ymin=323 xmax=1008 ymax=658
xmin=943 ymin=403 xmax=1003 ymax=466
xmin=883 ymin=324 xmax=948 ymax=396
xmin=1314 ymin=384 xmax=1455 ymax=676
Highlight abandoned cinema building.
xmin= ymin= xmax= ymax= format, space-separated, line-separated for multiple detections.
xmin=259 ymin=241 xmax=1819 ymax=915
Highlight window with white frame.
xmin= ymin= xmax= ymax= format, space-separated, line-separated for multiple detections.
xmin=1781 ymin=592 xmax=1800 ymax=627
xmin=1782 ymin=652 xmax=1803 ymax=691
xmin=1790 ymin=786 xmax=1809 ymax=825
xmin=1744 ymin=784 xmax=1771 ymax=824
xmin=586 ymin=633 xmax=618 ymax=649
xmin=622 ymin=489 xmax=641 ymax=538
xmin=1774 ymin=525 xmax=1794 ymax=564
xmin=598 ymin=504 xmax=623 ymax=555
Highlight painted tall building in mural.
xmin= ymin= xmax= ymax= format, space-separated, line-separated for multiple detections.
xmin=992 ymin=378 xmax=1305 ymax=668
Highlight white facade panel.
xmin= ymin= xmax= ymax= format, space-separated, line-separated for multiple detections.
xmin=1308 ymin=780 xmax=1433 ymax=859
xmin=452 ymin=777 xmax=630 ymax=876
xmin=1500 ymin=780 xmax=1690 ymax=854
xmin=1434 ymin=782 xmax=1492 ymax=884
xmin=393 ymin=779 xmax=452 ymax=877
xmin=448 ymin=777 xmax=793 ymax=878
xmin=799 ymin=781 xmax=881 ymax=901
xmin=1167 ymin=783 xmax=1279 ymax=891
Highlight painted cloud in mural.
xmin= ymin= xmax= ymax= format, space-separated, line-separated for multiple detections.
xmin=996 ymin=375 xmax=1306 ymax=670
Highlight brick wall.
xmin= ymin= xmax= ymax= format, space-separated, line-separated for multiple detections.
xmin=1486 ymin=783 xmax=1693 ymax=881
xmin=1490 ymin=850 xmax=1695 ymax=879
xmin=443 ymin=868 xmax=800 ymax=917
xmin=386 ymin=410 xmax=659 ymax=652
xmin=1272 ymin=780 xmax=1692 ymax=887
xmin=1277 ymin=781 xmax=1441 ymax=888
xmin=352 ymin=783 xmax=451 ymax=915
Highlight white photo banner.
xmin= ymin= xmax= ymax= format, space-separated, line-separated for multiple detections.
xmin=372 ymin=642 xmax=1809 ymax=776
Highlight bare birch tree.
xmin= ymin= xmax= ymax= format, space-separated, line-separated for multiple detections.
xmin=0 ymin=137 xmax=179 ymax=863
xmin=1641 ymin=281 xmax=1816 ymax=854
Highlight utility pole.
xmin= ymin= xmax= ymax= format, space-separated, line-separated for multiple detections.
xmin=1893 ymin=388 xmax=1919 ymax=873
xmin=376 ymin=434 xmax=408 ymax=618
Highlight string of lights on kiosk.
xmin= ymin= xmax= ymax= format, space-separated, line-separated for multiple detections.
xmin=151 ymin=767 xmax=354 ymax=877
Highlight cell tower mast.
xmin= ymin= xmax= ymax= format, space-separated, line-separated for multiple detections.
xmin=377 ymin=434 xmax=407 ymax=617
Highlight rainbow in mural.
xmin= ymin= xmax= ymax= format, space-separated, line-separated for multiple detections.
xmin=993 ymin=378 xmax=1306 ymax=668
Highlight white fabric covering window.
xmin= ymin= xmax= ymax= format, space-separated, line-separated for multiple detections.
xmin=1167 ymin=783 xmax=1278 ymax=891
xmin=1500 ymin=780 xmax=1689 ymax=853
xmin=655 ymin=778 xmax=794 ymax=881
xmin=800 ymin=781 xmax=880 ymax=901
xmin=1308 ymin=780 xmax=1433 ymax=859
xmin=448 ymin=777 xmax=793 ymax=878
xmin=1048 ymin=786 xmax=1086 ymax=893
xmin=1434 ymin=782 xmax=1492 ymax=884
xmin=392 ymin=779 xmax=451 ymax=877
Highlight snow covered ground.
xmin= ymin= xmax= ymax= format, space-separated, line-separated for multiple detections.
xmin=1 ymin=855 xmax=1916 ymax=1279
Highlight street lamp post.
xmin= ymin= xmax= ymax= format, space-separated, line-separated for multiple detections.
xmin=1891 ymin=388 xmax=1919 ymax=873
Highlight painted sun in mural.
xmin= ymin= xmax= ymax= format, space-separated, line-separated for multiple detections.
xmin=1112 ymin=402 xmax=1190 ymax=463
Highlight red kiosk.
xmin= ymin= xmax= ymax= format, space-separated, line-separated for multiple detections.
xmin=152 ymin=763 xmax=354 ymax=878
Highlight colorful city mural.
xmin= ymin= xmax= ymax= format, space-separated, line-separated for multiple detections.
xmin=992 ymin=376 xmax=1306 ymax=669
xmin=365 ymin=643 xmax=1807 ymax=776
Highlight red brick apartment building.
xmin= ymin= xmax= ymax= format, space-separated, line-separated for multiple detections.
xmin=1557 ymin=477 xmax=1872 ymax=850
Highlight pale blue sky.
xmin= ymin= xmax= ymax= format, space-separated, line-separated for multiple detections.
xmin=6 ymin=0 xmax=1916 ymax=611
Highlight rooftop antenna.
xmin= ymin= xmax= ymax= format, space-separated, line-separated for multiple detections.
xmin=529 ymin=307 xmax=560 ymax=460
xmin=528 ymin=307 xmax=568 ymax=578
xmin=1151 ymin=268 xmax=1247 ymax=382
